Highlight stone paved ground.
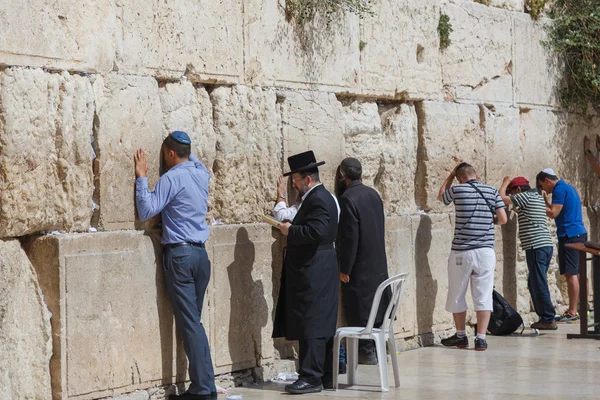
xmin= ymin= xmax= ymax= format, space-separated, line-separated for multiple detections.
xmin=228 ymin=322 xmax=600 ymax=400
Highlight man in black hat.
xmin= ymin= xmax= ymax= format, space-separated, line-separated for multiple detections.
xmin=335 ymin=158 xmax=391 ymax=365
xmin=134 ymin=131 xmax=216 ymax=400
xmin=273 ymin=151 xmax=339 ymax=394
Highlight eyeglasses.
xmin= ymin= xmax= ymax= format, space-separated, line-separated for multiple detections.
xmin=291 ymin=175 xmax=305 ymax=183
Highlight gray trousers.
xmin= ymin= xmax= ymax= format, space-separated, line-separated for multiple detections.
xmin=163 ymin=245 xmax=215 ymax=395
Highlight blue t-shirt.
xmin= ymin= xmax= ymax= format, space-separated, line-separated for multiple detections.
xmin=552 ymin=179 xmax=587 ymax=238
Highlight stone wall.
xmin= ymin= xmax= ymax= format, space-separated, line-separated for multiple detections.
xmin=2 ymin=0 xmax=600 ymax=399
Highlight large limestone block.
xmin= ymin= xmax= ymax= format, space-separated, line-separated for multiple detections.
xmin=360 ymin=0 xmax=442 ymax=99
xmin=412 ymin=214 xmax=455 ymax=333
xmin=342 ymin=101 xmax=382 ymax=187
xmin=518 ymin=108 xmax=563 ymax=182
xmin=210 ymin=86 xmax=281 ymax=224
xmin=117 ymin=0 xmax=243 ymax=82
xmin=159 ymin=82 xmax=217 ymax=217
xmin=341 ymin=101 xmax=419 ymax=216
xmin=0 ymin=0 xmax=115 ymax=72
xmin=245 ymin=0 xmax=360 ymax=90
xmin=27 ymin=231 xmax=188 ymax=400
xmin=93 ymin=74 xmax=166 ymax=230
xmin=207 ymin=224 xmax=284 ymax=375
xmin=0 ymin=68 xmax=94 ymax=237
xmin=280 ymin=91 xmax=345 ymax=192
xmin=378 ymin=104 xmax=419 ymax=216
xmin=483 ymin=105 xmax=521 ymax=187
xmin=0 ymin=240 xmax=52 ymax=400
xmin=415 ymin=102 xmax=485 ymax=212
xmin=441 ymin=1 xmax=513 ymax=103
xmin=385 ymin=217 xmax=416 ymax=338
xmin=514 ymin=15 xmax=560 ymax=106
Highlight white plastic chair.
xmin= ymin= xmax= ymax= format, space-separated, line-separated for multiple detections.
xmin=333 ymin=272 xmax=409 ymax=392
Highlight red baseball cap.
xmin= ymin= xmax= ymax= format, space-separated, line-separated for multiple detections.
xmin=509 ymin=176 xmax=529 ymax=188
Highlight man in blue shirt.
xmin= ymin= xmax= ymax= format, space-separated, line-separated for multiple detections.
xmin=135 ymin=131 xmax=215 ymax=400
xmin=536 ymin=168 xmax=588 ymax=323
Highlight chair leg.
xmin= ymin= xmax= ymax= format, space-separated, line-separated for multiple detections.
xmin=333 ymin=334 xmax=341 ymax=391
xmin=347 ymin=337 xmax=359 ymax=386
xmin=388 ymin=335 xmax=400 ymax=388
xmin=376 ymin=335 xmax=389 ymax=392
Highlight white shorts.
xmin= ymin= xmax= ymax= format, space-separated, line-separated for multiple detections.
xmin=446 ymin=247 xmax=495 ymax=313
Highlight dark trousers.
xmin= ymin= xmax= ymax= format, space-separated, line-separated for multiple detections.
xmin=163 ymin=245 xmax=215 ymax=395
xmin=298 ymin=337 xmax=334 ymax=383
xmin=526 ymin=246 xmax=555 ymax=323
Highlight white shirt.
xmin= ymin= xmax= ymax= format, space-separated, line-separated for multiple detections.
xmin=272 ymin=183 xmax=340 ymax=222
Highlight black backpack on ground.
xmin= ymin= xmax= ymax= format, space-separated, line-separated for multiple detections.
xmin=487 ymin=289 xmax=524 ymax=335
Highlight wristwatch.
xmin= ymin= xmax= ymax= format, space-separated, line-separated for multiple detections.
xmin=278 ymin=193 xmax=286 ymax=199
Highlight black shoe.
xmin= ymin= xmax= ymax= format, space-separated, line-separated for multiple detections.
xmin=358 ymin=349 xmax=378 ymax=365
xmin=170 ymin=391 xmax=215 ymax=400
xmin=441 ymin=333 xmax=469 ymax=348
xmin=339 ymin=361 xmax=347 ymax=375
xmin=474 ymin=338 xmax=488 ymax=351
xmin=285 ymin=379 xmax=323 ymax=394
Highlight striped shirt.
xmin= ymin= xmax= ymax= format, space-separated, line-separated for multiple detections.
xmin=510 ymin=189 xmax=553 ymax=250
xmin=442 ymin=180 xmax=505 ymax=251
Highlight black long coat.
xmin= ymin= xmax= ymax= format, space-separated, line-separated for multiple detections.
xmin=337 ymin=181 xmax=391 ymax=328
xmin=272 ymin=184 xmax=339 ymax=340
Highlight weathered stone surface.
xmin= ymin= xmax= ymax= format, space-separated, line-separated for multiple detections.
xmin=341 ymin=101 xmax=419 ymax=216
xmin=117 ymin=0 xmax=243 ymax=82
xmin=93 ymin=74 xmax=166 ymax=230
xmin=342 ymin=101 xmax=382 ymax=187
xmin=442 ymin=1 xmax=513 ymax=103
xmin=110 ymin=391 xmax=150 ymax=400
xmin=385 ymin=217 xmax=416 ymax=338
xmin=0 ymin=240 xmax=52 ymax=400
xmin=518 ymin=109 xmax=561 ymax=181
xmin=245 ymin=0 xmax=360 ymax=90
xmin=514 ymin=15 xmax=560 ymax=106
xmin=27 ymin=231 xmax=188 ymax=400
xmin=0 ymin=1 xmax=115 ymax=72
xmin=210 ymin=86 xmax=281 ymax=224
xmin=279 ymin=90 xmax=345 ymax=192
xmin=0 ymin=68 xmax=94 ymax=237
xmin=360 ymin=0 xmax=442 ymax=99
xmin=483 ymin=105 xmax=521 ymax=186
xmin=412 ymin=214 xmax=455 ymax=332
xmin=378 ymin=104 xmax=420 ymax=215
xmin=159 ymin=81 xmax=217 ymax=217
xmin=159 ymin=82 xmax=216 ymax=171
xmin=207 ymin=224 xmax=283 ymax=375
xmin=415 ymin=102 xmax=485 ymax=212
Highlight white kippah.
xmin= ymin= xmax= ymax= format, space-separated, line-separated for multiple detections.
xmin=541 ymin=168 xmax=556 ymax=176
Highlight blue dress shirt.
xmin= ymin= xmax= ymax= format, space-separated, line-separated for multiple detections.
xmin=135 ymin=154 xmax=210 ymax=245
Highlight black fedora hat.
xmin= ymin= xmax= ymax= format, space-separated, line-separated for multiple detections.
xmin=283 ymin=151 xmax=325 ymax=177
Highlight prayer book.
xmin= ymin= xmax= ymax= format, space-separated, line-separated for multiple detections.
xmin=262 ymin=215 xmax=281 ymax=228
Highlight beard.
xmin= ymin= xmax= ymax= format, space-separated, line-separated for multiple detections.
xmin=335 ymin=178 xmax=347 ymax=199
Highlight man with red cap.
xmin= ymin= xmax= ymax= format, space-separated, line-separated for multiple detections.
xmin=499 ymin=176 xmax=557 ymax=330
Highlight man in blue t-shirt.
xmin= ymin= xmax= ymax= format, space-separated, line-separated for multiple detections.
xmin=536 ymin=168 xmax=587 ymax=323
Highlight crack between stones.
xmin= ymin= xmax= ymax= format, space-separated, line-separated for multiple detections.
xmin=414 ymin=101 xmax=428 ymax=212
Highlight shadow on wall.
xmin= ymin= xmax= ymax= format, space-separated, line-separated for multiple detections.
xmin=227 ymin=228 xmax=268 ymax=373
xmin=270 ymin=229 xmax=297 ymax=360
xmin=149 ymin=233 xmax=187 ymax=386
xmin=415 ymin=215 xmax=437 ymax=345
xmin=501 ymin=217 xmax=519 ymax=308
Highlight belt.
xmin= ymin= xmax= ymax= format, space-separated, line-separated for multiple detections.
xmin=164 ymin=242 xmax=205 ymax=249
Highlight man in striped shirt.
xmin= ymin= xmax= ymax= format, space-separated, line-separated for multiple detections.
xmin=438 ymin=162 xmax=508 ymax=351
xmin=499 ymin=176 xmax=557 ymax=330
